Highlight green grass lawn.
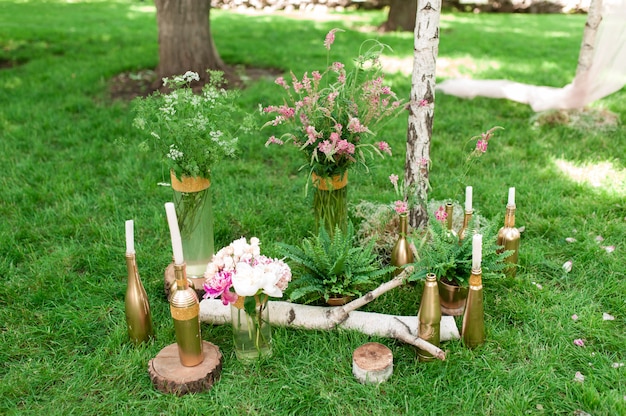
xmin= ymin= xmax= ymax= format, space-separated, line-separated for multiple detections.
xmin=1 ymin=1 xmax=624 ymax=415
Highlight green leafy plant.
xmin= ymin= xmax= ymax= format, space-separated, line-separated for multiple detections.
xmin=409 ymin=210 xmax=512 ymax=287
xmin=278 ymin=222 xmax=393 ymax=304
xmin=132 ymin=70 xmax=241 ymax=180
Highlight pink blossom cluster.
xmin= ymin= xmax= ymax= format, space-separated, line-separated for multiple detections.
xmin=435 ymin=205 xmax=448 ymax=223
xmin=262 ymin=28 xmax=405 ymax=176
xmin=203 ymin=237 xmax=292 ymax=305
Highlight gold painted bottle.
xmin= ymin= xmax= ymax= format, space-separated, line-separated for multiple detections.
xmin=391 ymin=213 xmax=414 ymax=275
xmin=417 ymin=273 xmax=441 ymax=362
xmin=170 ymin=263 xmax=204 ymax=366
xmin=458 ymin=210 xmax=473 ymax=242
xmin=461 ymin=268 xmax=485 ymax=348
xmin=497 ymin=204 xmax=521 ymax=277
xmin=445 ymin=202 xmax=456 ymax=236
xmin=125 ymin=252 xmax=154 ymax=345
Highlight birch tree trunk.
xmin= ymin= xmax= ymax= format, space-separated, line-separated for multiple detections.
xmin=576 ymin=0 xmax=602 ymax=78
xmin=405 ymin=0 xmax=441 ymax=230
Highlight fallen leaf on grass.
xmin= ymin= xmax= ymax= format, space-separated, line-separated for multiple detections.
xmin=531 ymin=281 xmax=543 ymax=290
xmin=565 ymin=237 xmax=577 ymax=243
xmin=601 ymin=245 xmax=615 ymax=253
xmin=574 ymin=372 xmax=585 ymax=382
xmin=572 ymin=314 xmax=579 ymax=321
xmin=563 ymin=260 xmax=573 ymax=273
xmin=573 ymin=339 xmax=585 ymax=347
xmin=603 ymin=313 xmax=615 ymax=321
xmin=595 ymin=235 xmax=604 ymax=242
xmin=612 ymin=362 xmax=624 ymax=368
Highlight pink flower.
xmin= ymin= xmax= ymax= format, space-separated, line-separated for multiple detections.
xmin=332 ymin=62 xmax=344 ymax=72
xmin=571 ymin=314 xmax=579 ymax=321
xmin=203 ymin=271 xmax=238 ymax=305
xmin=435 ymin=206 xmax=447 ymax=222
xmin=418 ymin=99 xmax=429 ymax=107
xmin=312 ymin=71 xmax=322 ymax=81
xmin=324 ymin=28 xmax=339 ymax=50
xmin=305 ymin=125 xmax=320 ymax=144
xmin=275 ymin=76 xmax=289 ymax=90
xmin=347 ymin=117 xmax=369 ymax=134
xmin=318 ymin=140 xmax=333 ymax=156
xmin=476 ymin=139 xmax=488 ymax=153
xmin=265 ymin=136 xmax=284 ymax=146
xmin=573 ymin=339 xmax=585 ymax=347
xmin=389 ymin=174 xmax=399 ymax=187
xmin=277 ymin=105 xmax=295 ymax=119
xmin=377 ymin=141 xmax=392 ymax=156
xmin=335 ymin=139 xmax=354 ymax=155
xmin=394 ymin=200 xmax=408 ymax=215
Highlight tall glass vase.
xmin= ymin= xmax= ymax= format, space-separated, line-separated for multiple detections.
xmin=171 ymin=171 xmax=215 ymax=286
xmin=312 ymin=171 xmax=348 ymax=236
xmin=231 ymin=296 xmax=272 ymax=363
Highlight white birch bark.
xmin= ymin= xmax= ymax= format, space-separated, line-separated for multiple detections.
xmin=576 ymin=0 xmax=603 ymax=77
xmin=405 ymin=0 xmax=441 ymax=230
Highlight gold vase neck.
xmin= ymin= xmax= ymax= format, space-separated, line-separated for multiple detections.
xmin=174 ymin=263 xmax=189 ymax=290
xmin=469 ymin=269 xmax=482 ymax=286
xmin=125 ymin=253 xmax=137 ymax=278
xmin=445 ymin=202 xmax=454 ymax=231
xmin=399 ymin=214 xmax=409 ymax=235
xmin=458 ymin=211 xmax=473 ymax=241
xmin=504 ymin=205 xmax=516 ymax=228
xmin=425 ymin=273 xmax=437 ymax=283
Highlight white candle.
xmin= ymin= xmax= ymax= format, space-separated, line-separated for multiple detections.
xmin=465 ymin=186 xmax=473 ymax=212
xmin=125 ymin=220 xmax=135 ymax=255
xmin=508 ymin=187 xmax=515 ymax=206
xmin=472 ymin=233 xmax=482 ymax=271
xmin=165 ymin=202 xmax=184 ymax=265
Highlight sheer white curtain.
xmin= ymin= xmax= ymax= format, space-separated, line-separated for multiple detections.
xmin=436 ymin=0 xmax=626 ymax=111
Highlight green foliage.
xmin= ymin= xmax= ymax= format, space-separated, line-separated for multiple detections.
xmin=131 ymin=70 xmax=241 ymax=179
xmin=278 ymin=222 xmax=393 ymax=303
xmin=410 ymin=213 xmax=512 ymax=286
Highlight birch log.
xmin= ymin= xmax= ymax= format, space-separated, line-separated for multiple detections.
xmin=405 ymin=0 xmax=441 ymax=230
xmin=199 ymin=268 xmax=458 ymax=360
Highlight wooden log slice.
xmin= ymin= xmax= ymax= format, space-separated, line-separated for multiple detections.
xmin=352 ymin=342 xmax=393 ymax=384
xmin=148 ymin=341 xmax=223 ymax=395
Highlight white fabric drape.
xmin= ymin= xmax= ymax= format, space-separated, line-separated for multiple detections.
xmin=436 ymin=0 xmax=626 ymax=111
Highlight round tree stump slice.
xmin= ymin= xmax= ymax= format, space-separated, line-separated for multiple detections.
xmin=148 ymin=341 xmax=223 ymax=395
xmin=352 ymin=342 xmax=393 ymax=384
xmin=164 ymin=263 xmax=206 ymax=300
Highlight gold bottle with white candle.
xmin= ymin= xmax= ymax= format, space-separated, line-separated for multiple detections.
xmin=124 ymin=251 xmax=154 ymax=345
xmin=497 ymin=188 xmax=520 ymax=277
xmin=170 ymin=263 xmax=204 ymax=366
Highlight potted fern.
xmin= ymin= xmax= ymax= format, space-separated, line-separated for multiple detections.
xmin=410 ymin=209 xmax=510 ymax=315
xmin=278 ymin=222 xmax=393 ymax=305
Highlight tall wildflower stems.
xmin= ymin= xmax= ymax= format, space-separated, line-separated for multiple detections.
xmin=262 ymin=28 xmax=406 ymax=181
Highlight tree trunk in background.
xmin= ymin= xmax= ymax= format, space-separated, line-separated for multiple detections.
xmin=576 ymin=0 xmax=602 ymax=77
xmin=379 ymin=0 xmax=417 ymax=32
xmin=154 ymin=0 xmax=227 ymax=87
xmin=405 ymin=0 xmax=441 ymax=230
